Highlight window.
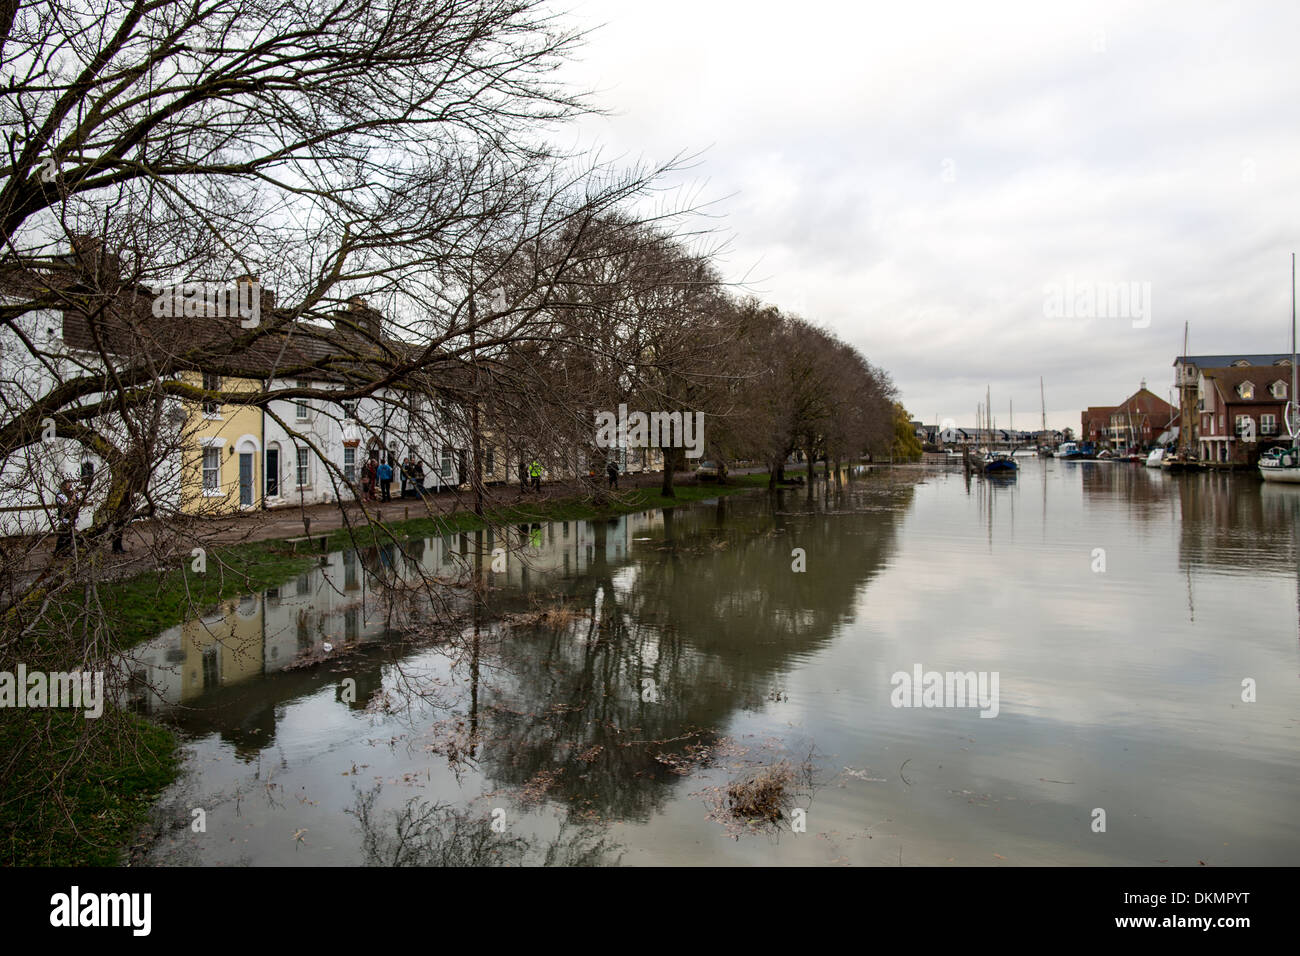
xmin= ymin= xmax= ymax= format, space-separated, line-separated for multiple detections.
xmin=202 ymin=447 xmax=221 ymax=493
xmin=1261 ymin=414 xmax=1277 ymax=435
xmin=344 ymin=446 xmax=356 ymax=481
xmin=295 ymin=380 xmax=310 ymax=421
xmin=1238 ymin=381 xmax=1255 ymax=400
xmin=1272 ymin=381 xmax=1288 ymax=400
xmin=485 ymin=447 xmax=494 ymax=475
xmin=1235 ymin=415 xmax=1254 ymax=436
xmin=296 ymin=447 xmax=310 ymax=487
xmin=343 ymin=549 xmax=358 ymax=591
xmin=440 ymin=446 xmax=453 ymax=478
xmin=341 ymin=399 xmax=358 ymax=420
xmin=202 ymin=372 xmax=221 ymax=416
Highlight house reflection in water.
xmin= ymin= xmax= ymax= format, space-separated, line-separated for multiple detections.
xmin=121 ymin=510 xmax=666 ymax=717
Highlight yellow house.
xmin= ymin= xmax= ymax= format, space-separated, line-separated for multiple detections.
xmin=179 ymin=594 xmax=266 ymax=702
xmin=180 ymin=370 xmax=266 ymax=515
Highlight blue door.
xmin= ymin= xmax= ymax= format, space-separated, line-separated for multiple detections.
xmin=239 ymin=452 xmax=254 ymax=506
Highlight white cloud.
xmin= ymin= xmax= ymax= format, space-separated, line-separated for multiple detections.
xmin=558 ymin=0 xmax=1300 ymax=428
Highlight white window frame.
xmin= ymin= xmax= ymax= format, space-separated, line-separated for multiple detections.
xmin=1261 ymin=413 xmax=1277 ymax=435
xmin=344 ymin=446 xmax=356 ymax=482
xmin=295 ymin=380 xmax=310 ymax=421
xmin=202 ymin=372 xmax=222 ymax=418
xmin=296 ymin=447 xmax=311 ymax=488
xmin=202 ymin=446 xmax=222 ymax=496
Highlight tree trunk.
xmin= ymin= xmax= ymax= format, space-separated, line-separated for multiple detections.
xmin=660 ymin=446 xmax=676 ymax=497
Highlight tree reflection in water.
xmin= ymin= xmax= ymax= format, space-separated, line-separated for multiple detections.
xmin=348 ymin=784 xmax=623 ymax=866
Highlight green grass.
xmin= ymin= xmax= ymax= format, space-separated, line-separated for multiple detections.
xmin=0 ymin=709 xmax=180 ymax=867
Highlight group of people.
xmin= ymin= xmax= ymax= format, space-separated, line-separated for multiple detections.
xmin=519 ymin=459 xmax=544 ymax=492
xmin=359 ymin=454 xmax=428 ymax=502
xmin=515 ymin=458 xmax=620 ymax=492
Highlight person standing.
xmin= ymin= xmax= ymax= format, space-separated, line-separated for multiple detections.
xmin=362 ymin=455 xmax=378 ymax=501
xmin=377 ymin=458 xmax=393 ymax=501
xmin=528 ymin=459 xmax=542 ymax=492
xmin=607 ymin=459 xmax=619 ymax=489
xmin=411 ymin=459 xmax=425 ymax=498
xmin=399 ymin=456 xmax=413 ymax=498
xmin=53 ymin=479 xmax=77 ymax=556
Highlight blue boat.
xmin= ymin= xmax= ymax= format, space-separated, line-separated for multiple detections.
xmin=983 ymin=451 xmax=1019 ymax=475
xmin=1055 ymin=441 xmax=1097 ymax=461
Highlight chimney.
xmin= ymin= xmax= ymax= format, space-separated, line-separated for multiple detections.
xmin=235 ymin=274 xmax=275 ymax=313
xmin=66 ymin=234 xmax=121 ymax=285
xmin=347 ymin=295 xmax=382 ymax=340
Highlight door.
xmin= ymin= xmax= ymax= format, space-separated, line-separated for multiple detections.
xmin=239 ymin=452 xmax=254 ymax=506
xmin=266 ymin=448 xmax=279 ymax=497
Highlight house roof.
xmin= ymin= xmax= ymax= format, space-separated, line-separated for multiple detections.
xmin=1174 ymin=353 xmax=1292 ymax=367
xmin=49 ymin=282 xmax=488 ymax=401
xmin=1200 ymin=365 xmax=1292 ymax=405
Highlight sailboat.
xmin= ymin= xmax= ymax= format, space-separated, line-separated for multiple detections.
xmin=1259 ymin=253 xmax=1300 ymax=483
xmin=982 ymin=387 xmax=1018 ymax=476
xmin=1163 ymin=320 xmax=1204 ymax=472
xmin=1037 ymin=377 xmax=1053 ymax=456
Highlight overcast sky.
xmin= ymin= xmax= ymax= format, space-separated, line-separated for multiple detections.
xmin=557 ymin=0 xmax=1300 ymax=431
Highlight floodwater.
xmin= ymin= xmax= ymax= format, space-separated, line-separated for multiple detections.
xmin=129 ymin=461 xmax=1300 ymax=866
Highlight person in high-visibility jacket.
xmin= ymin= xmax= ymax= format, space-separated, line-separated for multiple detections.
xmin=528 ymin=459 xmax=542 ymax=491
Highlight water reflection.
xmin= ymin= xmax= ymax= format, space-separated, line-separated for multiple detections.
xmin=132 ymin=465 xmax=1300 ymax=865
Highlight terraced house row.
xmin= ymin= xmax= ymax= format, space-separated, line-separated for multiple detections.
xmin=1 ymin=246 xmax=664 ymax=537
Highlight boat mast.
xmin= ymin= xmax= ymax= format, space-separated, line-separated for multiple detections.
xmin=1292 ymin=252 xmax=1297 ymax=439
xmin=1180 ymin=321 xmax=1191 ymax=458
xmin=1040 ymin=377 xmax=1046 ymax=445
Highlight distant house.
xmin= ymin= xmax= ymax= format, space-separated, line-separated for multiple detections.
xmin=1195 ymin=365 xmax=1291 ymax=463
xmin=1081 ymin=406 xmax=1115 ymax=446
xmin=1081 ymin=383 xmax=1175 ymax=450
xmin=1172 ymin=354 xmax=1293 ymax=461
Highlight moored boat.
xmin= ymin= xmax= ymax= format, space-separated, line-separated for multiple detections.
xmin=983 ymin=451 xmax=1018 ymax=476
xmin=1161 ymin=453 xmax=1203 ymax=473
xmin=1259 ymin=445 xmax=1300 ymax=482
xmin=1258 ymin=253 xmax=1300 ymax=484
xmin=1056 ymin=441 xmax=1098 ymax=461
xmin=1145 ymin=447 xmax=1165 ymax=468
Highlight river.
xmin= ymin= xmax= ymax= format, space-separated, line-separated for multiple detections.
xmin=127 ymin=461 xmax=1300 ymax=865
